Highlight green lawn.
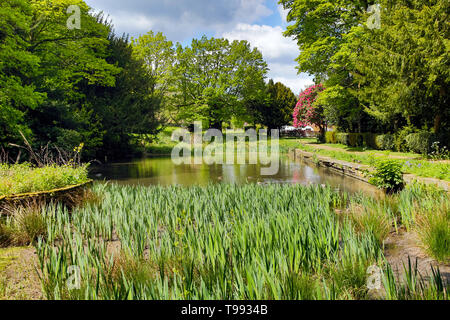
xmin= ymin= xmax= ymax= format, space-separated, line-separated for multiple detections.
xmin=279 ymin=138 xmax=450 ymax=181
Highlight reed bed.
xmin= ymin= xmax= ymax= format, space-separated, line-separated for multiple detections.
xmin=32 ymin=183 xmax=448 ymax=300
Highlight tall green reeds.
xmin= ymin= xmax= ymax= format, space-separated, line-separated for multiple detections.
xmin=33 ymin=182 xmax=448 ymax=300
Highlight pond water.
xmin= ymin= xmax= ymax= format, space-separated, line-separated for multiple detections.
xmin=90 ymin=156 xmax=380 ymax=196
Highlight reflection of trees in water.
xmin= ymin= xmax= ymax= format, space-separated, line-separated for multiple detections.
xmin=96 ymin=157 xmax=380 ymax=196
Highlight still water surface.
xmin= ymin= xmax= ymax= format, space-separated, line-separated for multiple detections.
xmin=91 ymin=156 xmax=379 ymax=195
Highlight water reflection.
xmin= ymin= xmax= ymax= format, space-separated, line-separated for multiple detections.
xmin=91 ymin=156 xmax=380 ymax=196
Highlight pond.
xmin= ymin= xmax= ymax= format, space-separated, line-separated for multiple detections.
xmin=90 ymin=156 xmax=380 ymax=196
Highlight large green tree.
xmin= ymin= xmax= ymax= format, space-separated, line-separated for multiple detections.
xmin=279 ymin=0 xmax=379 ymax=133
xmin=349 ymin=0 xmax=449 ymax=135
xmin=1 ymin=0 xmax=162 ymax=160
xmin=245 ymin=80 xmax=297 ymax=130
xmin=0 ymin=0 xmax=44 ymax=146
xmin=87 ymin=32 xmax=162 ymax=159
xmin=171 ymin=36 xmax=268 ymax=130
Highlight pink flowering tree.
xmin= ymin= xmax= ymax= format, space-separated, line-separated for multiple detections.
xmin=293 ymin=84 xmax=327 ymax=140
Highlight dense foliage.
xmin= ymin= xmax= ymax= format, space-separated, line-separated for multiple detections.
xmin=244 ymin=79 xmax=298 ymax=130
xmin=0 ymin=0 xmax=162 ymax=160
xmin=281 ymin=0 xmax=449 ymax=146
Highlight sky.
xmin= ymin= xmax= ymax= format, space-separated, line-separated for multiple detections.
xmin=84 ymin=0 xmax=314 ymax=95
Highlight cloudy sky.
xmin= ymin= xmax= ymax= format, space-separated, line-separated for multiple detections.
xmin=84 ymin=0 xmax=314 ymax=95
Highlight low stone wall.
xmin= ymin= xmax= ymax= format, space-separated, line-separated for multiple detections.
xmin=0 ymin=180 xmax=93 ymax=213
xmin=289 ymin=148 xmax=449 ymax=191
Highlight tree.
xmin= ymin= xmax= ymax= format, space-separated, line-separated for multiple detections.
xmin=245 ymin=80 xmax=297 ymax=130
xmin=293 ymin=84 xmax=327 ymax=139
xmin=172 ymin=36 xmax=268 ymax=130
xmin=348 ymin=0 xmax=449 ymax=136
xmin=279 ymin=0 xmax=379 ymax=133
xmin=1 ymin=0 xmax=162 ymax=160
xmin=24 ymin=0 xmax=121 ymax=158
xmin=0 ymin=0 xmax=45 ymax=147
xmin=87 ymin=32 xmax=163 ymax=159
xmin=280 ymin=0 xmax=374 ymax=79
xmin=132 ymin=31 xmax=175 ymax=123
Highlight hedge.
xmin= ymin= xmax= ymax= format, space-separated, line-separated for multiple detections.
xmin=323 ymin=131 xmax=438 ymax=154
xmin=375 ymin=134 xmax=395 ymax=151
xmin=404 ymin=132 xmax=435 ymax=155
xmin=333 ymin=133 xmax=378 ymax=148
xmin=325 ymin=131 xmax=337 ymax=144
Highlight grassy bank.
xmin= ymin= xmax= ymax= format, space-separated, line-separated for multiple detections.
xmin=5 ymin=182 xmax=443 ymax=300
xmin=144 ymin=131 xmax=449 ymax=181
xmin=279 ymin=138 xmax=450 ymax=181
xmin=0 ymin=163 xmax=89 ymax=197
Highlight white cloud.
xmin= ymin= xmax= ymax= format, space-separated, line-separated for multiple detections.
xmin=222 ymin=24 xmax=313 ymax=95
xmin=223 ymin=24 xmax=296 ymax=61
xmin=86 ymin=0 xmax=272 ymax=40
xmin=86 ymin=0 xmax=313 ymax=94
xmin=277 ymin=4 xmax=289 ymax=24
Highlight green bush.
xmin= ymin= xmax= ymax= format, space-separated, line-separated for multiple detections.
xmin=416 ymin=201 xmax=450 ymax=262
xmin=328 ymin=132 xmax=377 ymax=149
xmin=394 ymin=126 xmax=415 ymax=152
xmin=368 ymin=160 xmax=404 ymax=193
xmin=375 ymin=134 xmax=395 ymax=150
xmin=336 ymin=133 xmax=349 ymax=145
xmin=348 ymin=133 xmax=364 ymax=147
xmin=325 ymin=131 xmax=337 ymax=144
xmin=405 ymin=132 xmax=435 ymax=155
xmin=56 ymin=129 xmax=83 ymax=151
xmin=361 ymin=133 xmax=378 ymax=149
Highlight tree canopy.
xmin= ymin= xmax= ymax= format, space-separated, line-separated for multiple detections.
xmin=281 ymin=0 xmax=449 ymax=142
xmin=0 ymin=0 xmax=162 ymax=160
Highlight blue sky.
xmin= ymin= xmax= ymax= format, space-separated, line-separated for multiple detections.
xmin=84 ymin=0 xmax=313 ymax=94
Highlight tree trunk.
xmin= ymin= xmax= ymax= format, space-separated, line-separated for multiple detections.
xmin=434 ymin=114 xmax=441 ymax=134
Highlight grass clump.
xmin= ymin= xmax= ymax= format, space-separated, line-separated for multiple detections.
xmin=0 ymin=163 xmax=89 ymax=197
xmin=415 ymin=201 xmax=449 ymax=262
xmin=0 ymin=203 xmax=47 ymax=247
xmin=346 ymin=201 xmax=393 ymax=246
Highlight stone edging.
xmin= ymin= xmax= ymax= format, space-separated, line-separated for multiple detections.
xmin=289 ymin=148 xmax=449 ymax=191
xmin=0 ymin=180 xmax=93 ymax=208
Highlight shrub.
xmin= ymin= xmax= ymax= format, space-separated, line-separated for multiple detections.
xmin=0 ymin=203 xmax=47 ymax=246
xmin=336 ymin=133 xmax=349 ymax=145
xmin=361 ymin=133 xmax=378 ymax=149
xmin=394 ymin=126 xmax=415 ymax=152
xmin=405 ymin=132 xmax=435 ymax=155
xmin=375 ymin=134 xmax=395 ymax=150
xmin=368 ymin=160 xmax=404 ymax=193
xmin=348 ymin=133 xmax=364 ymax=147
xmin=325 ymin=131 xmax=337 ymax=144
xmin=348 ymin=202 xmax=392 ymax=246
xmin=428 ymin=141 xmax=450 ymax=160
xmin=56 ymin=129 xmax=83 ymax=152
